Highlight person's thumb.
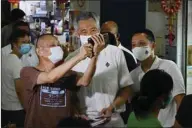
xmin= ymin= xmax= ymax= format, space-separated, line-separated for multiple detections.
xmin=100 ymin=108 xmax=106 ymax=115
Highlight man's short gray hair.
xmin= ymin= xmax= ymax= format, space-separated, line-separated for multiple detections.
xmin=73 ymin=11 xmax=100 ymax=30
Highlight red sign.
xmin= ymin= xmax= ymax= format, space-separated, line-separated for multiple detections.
xmin=56 ymin=0 xmax=68 ymax=4
xmin=8 ymin=0 xmax=19 ymax=3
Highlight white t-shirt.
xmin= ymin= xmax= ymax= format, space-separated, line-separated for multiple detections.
xmin=130 ymin=56 xmax=185 ymax=127
xmin=1 ymin=44 xmax=39 ymax=67
xmin=72 ymin=45 xmax=133 ymax=116
xmin=1 ymin=54 xmax=24 ymax=110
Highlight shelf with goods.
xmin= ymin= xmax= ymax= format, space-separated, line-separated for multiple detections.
xmin=56 ymin=0 xmax=74 ymax=57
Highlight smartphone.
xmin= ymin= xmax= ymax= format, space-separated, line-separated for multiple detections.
xmin=88 ymin=33 xmax=109 ymax=46
xmin=90 ymin=118 xmax=107 ymax=127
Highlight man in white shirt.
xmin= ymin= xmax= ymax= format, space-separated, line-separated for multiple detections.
xmin=101 ymin=21 xmax=137 ymax=71
xmin=65 ymin=11 xmax=133 ymax=127
xmin=2 ymin=29 xmax=32 ymax=127
xmin=1 ymin=21 xmax=39 ymax=67
xmin=130 ymin=29 xmax=185 ymax=127
xmin=101 ymin=21 xmax=137 ymax=125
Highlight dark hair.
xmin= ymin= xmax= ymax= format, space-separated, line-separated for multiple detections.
xmin=132 ymin=29 xmax=155 ymax=42
xmin=101 ymin=32 xmax=117 ymax=46
xmin=132 ymin=69 xmax=173 ymax=119
xmin=12 ymin=21 xmax=30 ymax=31
xmin=9 ymin=29 xmax=30 ymax=49
xmin=74 ymin=11 xmax=99 ymax=30
xmin=10 ymin=9 xmax=26 ymax=22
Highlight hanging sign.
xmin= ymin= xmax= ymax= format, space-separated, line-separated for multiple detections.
xmin=8 ymin=0 xmax=19 ymax=3
xmin=161 ymin=0 xmax=181 ymax=46
xmin=161 ymin=0 xmax=181 ymax=15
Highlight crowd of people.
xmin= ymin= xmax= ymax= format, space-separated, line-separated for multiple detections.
xmin=1 ymin=9 xmax=192 ymax=128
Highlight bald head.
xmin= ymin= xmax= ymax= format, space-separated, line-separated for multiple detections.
xmin=36 ymin=34 xmax=58 ymax=48
xmin=101 ymin=21 xmax=120 ymax=46
xmin=101 ymin=21 xmax=118 ymax=35
xmin=36 ymin=34 xmax=60 ymax=62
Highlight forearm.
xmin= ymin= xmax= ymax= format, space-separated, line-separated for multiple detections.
xmin=47 ymin=54 xmax=83 ymax=81
xmin=77 ymin=56 xmax=97 ymax=86
xmin=108 ymin=97 xmax=126 ymax=111
xmin=108 ymin=86 xmax=132 ymax=111
xmin=16 ymin=91 xmax=24 ymax=106
xmin=173 ymin=120 xmax=182 ymax=128
xmin=15 ymin=80 xmax=24 ymax=106
xmin=174 ymin=94 xmax=185 ymax=110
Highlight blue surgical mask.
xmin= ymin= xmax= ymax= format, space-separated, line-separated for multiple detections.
xmin=19 ymin=44 xmax=31 ymax=54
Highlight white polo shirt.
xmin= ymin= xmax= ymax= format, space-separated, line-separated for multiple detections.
xmin=2 ymin=54 xmax=24 ymax=110
xmin=1 ymin=44 xmax=39 ymax=67
xmin=72 ymin=45 xmax=133 ymax=116
xmin=130 ymin=56 xmax=185 ymax=127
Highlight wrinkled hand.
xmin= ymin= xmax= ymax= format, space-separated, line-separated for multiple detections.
xmin=91 ymin=34 xmax=105 ymax=56
xmin=100 ymin=107 xmax=112 ymax=118
xmin=78 ymin=44 xmax=93 ymax=59
xmin=99 ymin=107 xmax=112 ymax=124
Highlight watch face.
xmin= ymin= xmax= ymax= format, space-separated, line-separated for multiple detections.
xmin=77 ymin=0 xmax=85 ymax=7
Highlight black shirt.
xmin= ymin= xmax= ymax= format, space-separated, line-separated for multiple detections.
xmin=122 ymin=50 xmax=137 ymax=72
xmin=176 ymin=94 xmax=192 ymax=127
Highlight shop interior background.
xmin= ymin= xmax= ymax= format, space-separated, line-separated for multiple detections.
xmin=1 ymin=0 xmax=192 ymax=94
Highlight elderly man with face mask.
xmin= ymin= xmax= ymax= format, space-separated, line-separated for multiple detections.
xmin=20 ymin=34 xmax=104 ymax=128
xmin=130 ymin=29 xmax=185 ymax=127
xmin=65 ymin=11 xmax=133 ymax=127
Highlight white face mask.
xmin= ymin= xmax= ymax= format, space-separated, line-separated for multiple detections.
xmin=80 ymin=35 xmax=92 ymax=45
xmin=48 ymin=46 xmax=64 ymax=64
xmin=132 ymin=46 xmax=151 ymax=61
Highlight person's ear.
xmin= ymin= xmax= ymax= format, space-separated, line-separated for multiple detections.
xmin=36 ymin=48 xmax=43 ymax=56
xmin=73 ymin=31 xmax=80 ymax=38
xmin=150 ymin=42 xmax=156 ymax=50
xmin=36 ymin=48 xmax=40 ymax=55
xmin=12 ymin=42 xmax=19 ymax=49
xmin=117 ymin=33 xmax=120 ymax=40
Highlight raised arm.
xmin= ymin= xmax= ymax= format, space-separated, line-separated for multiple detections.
xmin=36 ymin=44 xmax=93 ymax=85
xmin=76 ymin=55 xmax=98 ymax=86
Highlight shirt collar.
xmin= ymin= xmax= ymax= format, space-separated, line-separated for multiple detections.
xmin=118 ymin=43 xmax=123 ymax=49
xmin=139 ymin=56 xmax=161 ymax=73
xmin=118 ymin=43 xmax=137 ymax=63
xmin=151 ymin=56 xmax=161 ymax=69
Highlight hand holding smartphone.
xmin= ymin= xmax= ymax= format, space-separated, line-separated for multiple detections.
xmin=87 ymin=33 xmax=107 ymax=56
xmin=88 ymin=33 xmax=109 ymax=46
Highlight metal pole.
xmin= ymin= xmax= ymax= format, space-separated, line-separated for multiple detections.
xmin=181 ymin=0 xmax=188 ymax=87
